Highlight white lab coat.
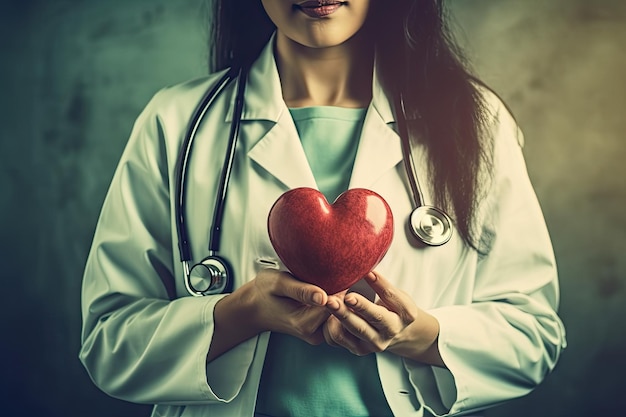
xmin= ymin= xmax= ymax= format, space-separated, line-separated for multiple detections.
xmin=80 ymin=39 xmax=566 ymax=417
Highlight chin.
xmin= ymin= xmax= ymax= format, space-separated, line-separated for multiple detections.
xmin=282 ymin=24 xmax=367 ymax=50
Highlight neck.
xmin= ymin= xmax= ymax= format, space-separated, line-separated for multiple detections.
xmin=274 ymin=31 xmax=374 ymax=108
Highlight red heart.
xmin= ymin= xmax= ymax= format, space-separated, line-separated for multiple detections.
xmin=267 ymin=188 xmax=394 ymax=294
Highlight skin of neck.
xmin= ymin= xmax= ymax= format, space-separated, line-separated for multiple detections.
xmin=273 ymin=29 xmax=375 ymax=108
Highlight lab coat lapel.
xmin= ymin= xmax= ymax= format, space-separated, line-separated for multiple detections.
xmin=247 ymin=113 xmax=318 ymax=190
xmin=234 ymin=36 xmax=318 ymax=191
xmin=348 ymin=70 xmax=403 ymax=189
xmin=235 ymin=36 xmax=403 ymax=192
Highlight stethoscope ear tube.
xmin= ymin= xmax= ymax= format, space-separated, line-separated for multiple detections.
xmin=175 ymin=70 xmax=235 ymax=263
xmin=175 ymin=67 xmax=247 ymax=296
xmin=396 ymin=95 xmax=454 ymax=246
xmin=207 ymin=67 xmax=247 ymax=255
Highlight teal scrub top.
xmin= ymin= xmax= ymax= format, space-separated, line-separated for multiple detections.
xmin=255 ymin=106 xmax=394 ymax=417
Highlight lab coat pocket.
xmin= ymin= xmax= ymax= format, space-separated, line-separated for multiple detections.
xmin=253 ymin=256 xmax=282 ymax=275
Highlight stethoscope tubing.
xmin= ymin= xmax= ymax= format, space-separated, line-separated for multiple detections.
xmin=175 ymin=67 xmax=246 ymax=271
xmin=175 ymin=67 xmax=246 ymax=296
xmin=174 ymin=69 xmax=234 ymax=263
xmin=396 ymin=95 xmax=426 ymax=209
xmin=208 ymin=67 xmax=247 ymax=255
xmin=396 ymin=95 xmax=454 ymax=246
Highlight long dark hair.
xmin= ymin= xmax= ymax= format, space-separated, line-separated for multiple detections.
xmin=208 ymin=0 xmax=493 ymax=252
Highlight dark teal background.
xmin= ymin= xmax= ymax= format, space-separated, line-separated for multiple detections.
xmin=1 ymin=1 xmax=625 ymax=416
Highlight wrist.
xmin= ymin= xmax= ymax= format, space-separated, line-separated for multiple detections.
xmin=217 ymin=282 xmax=263 ymax=336
xmin=389 ymin=313 xmax=445 ymax=367
xmin=208 ymin=283 xmax=262 ymax=362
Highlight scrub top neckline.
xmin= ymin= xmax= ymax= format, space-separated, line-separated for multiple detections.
xmin=288 ymin=106 xmax=367 ymax=122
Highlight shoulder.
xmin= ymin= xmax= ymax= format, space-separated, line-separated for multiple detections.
xmin=472 ymin=81 xmax=525 ymax=148
xmin=118 ymin=70 xmax=233 ymax=169
xmin=139 ymin=69 xmax=231 ymax=125
xmin=124 ymin=69 xmax=233 ymax=158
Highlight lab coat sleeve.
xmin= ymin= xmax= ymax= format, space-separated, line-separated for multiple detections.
xmin=79 ymin=87 xmax=258 ymax=405
xmin=405 ymin=95 xmax=566 ymax=416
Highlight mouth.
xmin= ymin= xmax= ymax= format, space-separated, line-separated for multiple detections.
xmin=294 ymin=1 xmax=347 ymax=18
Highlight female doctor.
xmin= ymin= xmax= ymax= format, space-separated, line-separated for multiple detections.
xmin=80 ymin=1 xmax=566 ymax=416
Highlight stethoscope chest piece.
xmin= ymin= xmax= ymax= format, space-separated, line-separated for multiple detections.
xmin=410 ymin=206 xmax=453 ymax=246
xmin=186 ymin=257 xmax=230 ymax=296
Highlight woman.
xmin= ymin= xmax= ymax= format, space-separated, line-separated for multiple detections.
xmin=80 ymin=1 xmax=566 ymax=416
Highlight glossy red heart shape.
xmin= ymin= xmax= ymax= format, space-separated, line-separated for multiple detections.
xmin=267 ymin=187 xmax=394 ymax=294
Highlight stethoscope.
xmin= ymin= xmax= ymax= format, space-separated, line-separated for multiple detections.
xmin=394 ymin=95 xmax=454 ymax=248
xmin=175 ymin=67 xmax=453 ymax=297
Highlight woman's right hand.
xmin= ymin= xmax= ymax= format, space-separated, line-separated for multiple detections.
xmin=246 ymin=269 xmax=331 ymax=344
xmin=208 ymin=269 xmax=330 ymax=361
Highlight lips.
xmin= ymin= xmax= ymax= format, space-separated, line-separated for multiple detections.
xmin=295 ymin=1 xmax=345 ymax=18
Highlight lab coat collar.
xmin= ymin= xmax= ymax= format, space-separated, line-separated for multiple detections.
xmin=224 ymin=34 xmax=284 ymax=124
xmin=238 ymin=35 xmax=402 ymax=191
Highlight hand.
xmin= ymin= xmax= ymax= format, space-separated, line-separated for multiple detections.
xmin=249 ymin=269 xmax=331 ymax=345
xmin=209 ymin=269 xmax=330 ymax=362
xmin=322 ymin=271 xmax=444 ymax=366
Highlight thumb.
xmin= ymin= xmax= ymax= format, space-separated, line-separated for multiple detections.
xmin=275 ymin=272 xmax=328 ymax=306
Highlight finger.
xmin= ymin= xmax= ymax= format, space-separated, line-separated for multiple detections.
xmin=323 ymin=317 xmax=339 ymax=347
xmin=285 ymin=305 xmax=331 ymax=344
xmin=326 ymin=295 xmax=381 ymax=350
xmin=365 ymin=271 xmax=417 ymax=322
xmin=273 ymin=271 xmax=328 ymax=306
xmin=323 ymin=316 xmax=372 ymax=356
xmin=309 ymin=309 xmax=333 ymax=332
xmin=343 ymin=292 xmax=401 ymax=336
xmin=304 ymin=324 xmax=326 ymax=346
xmin=329 ymin=289 xmax=349 ymax=297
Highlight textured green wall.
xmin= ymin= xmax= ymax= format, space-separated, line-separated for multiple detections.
xmin=1 ymin=1 xmax=624 ymax=416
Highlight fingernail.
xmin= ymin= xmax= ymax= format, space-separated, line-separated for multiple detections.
xmin=327 ymin=299 xmax=339 ymax=311
xmin=311 ymin=293 xmax=323 ymax=305
xmin=345 ymin=295 xmax=357 ymax=306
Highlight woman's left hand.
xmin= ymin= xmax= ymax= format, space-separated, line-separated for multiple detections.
xmin=323 ymin=271 xmax=445 ymax=367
